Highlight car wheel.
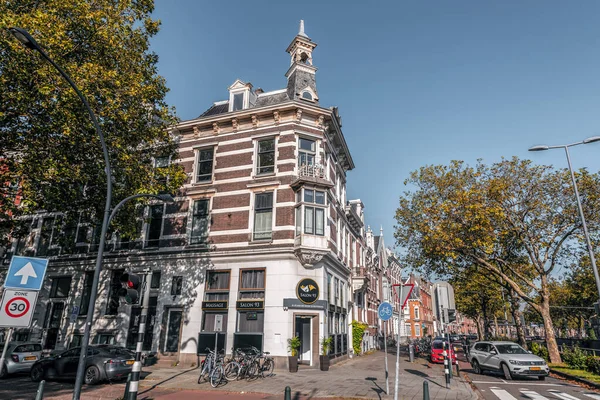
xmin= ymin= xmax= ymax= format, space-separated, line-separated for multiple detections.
xmin=30 ymin=364 xmax=44 ymax=382
xmin=471 ymin=359 xmax=482 ymax=375
xmin=0 ymin=363 xmax=8 ymax=379
xmin=501 ymin=363 xmax=513 ymax=380
xmin=538 ymin=376 xmax=546 ymax=381
xmin=84 ymin=365 xmax=101 ymax=385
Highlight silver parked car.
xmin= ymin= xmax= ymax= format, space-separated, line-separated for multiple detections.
xmin=468 ymin=341 xmax=549 ymax=380
xmin=0 ymin=342 xmax=43 ymax=378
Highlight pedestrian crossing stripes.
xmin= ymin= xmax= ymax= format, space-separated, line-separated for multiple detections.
xmin=487 ymin=387 xmax=600 ymax=400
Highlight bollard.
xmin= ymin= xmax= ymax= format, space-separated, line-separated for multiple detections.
xmin=456 ymin=359 xmax=460 ymax=376
xmin=423 ymin=380 xmax=430 ymax=400
xmin=34 ymin=380 xmax=45 ymax=400
xmin=123 ymin=372 xmax=132 ymax=399
xmin=284 ymin=386 xmax=292 ymax=400
xmin=409 ymin=344 xmax=414 ymax=363
xmin=443 ymin=348 xmax=450 ymax=389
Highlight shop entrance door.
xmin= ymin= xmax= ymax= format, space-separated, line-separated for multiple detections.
xmin=295 ymin=316 xmax=312 ymax=365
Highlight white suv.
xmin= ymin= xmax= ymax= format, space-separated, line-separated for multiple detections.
xmin=468 ymin=341 xmax=549 ymax=380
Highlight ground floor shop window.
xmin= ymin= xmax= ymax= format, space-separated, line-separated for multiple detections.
xmin=237 ymin=311 xmax=264 ymax=332
xmin=202 ymin=312 xmax=228 ymax=333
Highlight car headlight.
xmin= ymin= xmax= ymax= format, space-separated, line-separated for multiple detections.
xmin=509 ymin=360 xmax=524 ymax=365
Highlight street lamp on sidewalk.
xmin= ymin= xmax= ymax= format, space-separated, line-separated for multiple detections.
xmin=9 ymin=27 xmax=174 ymax=400
xmin=529 ymin=136 xmax=600 ymax=311
xmin=9 ymin=27 xmax=112 ymax=400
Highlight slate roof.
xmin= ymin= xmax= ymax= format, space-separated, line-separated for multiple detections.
xmin=198 ymin=102 xmax=229 ymax=118
xmin=254 ymin=92 xmax=290 ymax=107
xmin=198 ymin=91 xmax=291 ymax=119
xmin=373 ymin=236 xmax=381 ymax=251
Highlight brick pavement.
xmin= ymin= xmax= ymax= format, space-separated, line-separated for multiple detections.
xmin=138 ymin=350 xmax=478 ymax=399
xmin=0 ymin=351 xmax=478 ymax=399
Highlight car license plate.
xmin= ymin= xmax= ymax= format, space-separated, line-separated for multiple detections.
xmin=126 ymin=360 xmax=134 ymax=365
xmin=530 ymin=367 xmax=541 ymax=371
xmin=24 ymin=356 xmax=37 ymax=361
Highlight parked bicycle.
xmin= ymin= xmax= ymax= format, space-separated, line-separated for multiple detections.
xmin=198 ymin=348 xmax=225 ymax=388
xmin=222 ymin=346 xmax=275 ymax=381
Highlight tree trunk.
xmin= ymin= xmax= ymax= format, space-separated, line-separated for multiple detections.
xmin=539 ymin=298 xmax=561 ymax=363
xmin=509 ymin=290 xmax=527 ymax=349
xmin=494 ymin=316 xmax=499 ymax=338
xmin=476 ymin=316 xmax=484 ymax=341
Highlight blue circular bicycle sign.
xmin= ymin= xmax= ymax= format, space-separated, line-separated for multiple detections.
xmin=378 ymin=301 xmax=393 ymax=321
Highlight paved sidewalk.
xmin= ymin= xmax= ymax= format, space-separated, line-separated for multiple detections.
xmin=138 ymin=351 xmax=478 ymax=399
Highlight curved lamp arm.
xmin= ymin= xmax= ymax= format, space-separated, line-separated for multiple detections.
xmin=109 ymin=193 xmax=174 ymax=224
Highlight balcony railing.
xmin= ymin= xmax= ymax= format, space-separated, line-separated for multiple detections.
xmin=298 ymin=163 xmax=325 ymax=179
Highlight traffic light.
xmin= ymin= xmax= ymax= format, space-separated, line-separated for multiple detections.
xmin=118 ymin=273 xmax=141 ymax=304
xmin=448 ymin=309 xmax=457 ymax=323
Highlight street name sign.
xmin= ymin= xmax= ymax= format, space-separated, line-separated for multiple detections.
xmin=378 ymin=301 xmax=393 ymax=321
xmin=4 ymin=256 xmax=48 ymax=291
xmin=0 ymin=289 xmax=38 ymax=327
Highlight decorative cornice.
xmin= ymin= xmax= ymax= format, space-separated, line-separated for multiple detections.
xmin=252 ymin=115 xmax=259 ymax=128
xmin=231 ymin=118 xmax=239 ymax=131
xmin=212 ymin=122 xmax=220 ymax=134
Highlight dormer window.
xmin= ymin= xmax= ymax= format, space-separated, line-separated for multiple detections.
xmin=233 ymin=93 xmax=244 ymax=111
xmin=301 ymin=91 xmax=313 ymax=100
xmin=228 ymin=80 xmax=254 ymax=112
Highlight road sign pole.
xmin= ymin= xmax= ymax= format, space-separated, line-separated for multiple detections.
xmin=384 ymin=320 xmax=389 ymax=395
xmin=0 ymin=327 xmax=13 ymax=377
xmin=127 ymin=271 xmax=152 ymax=400
xmin=394 ymin=277 xmax=404 ymax=400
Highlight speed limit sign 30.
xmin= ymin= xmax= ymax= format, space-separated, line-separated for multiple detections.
xmin=0 ymin=289 xmax=38 ymax=327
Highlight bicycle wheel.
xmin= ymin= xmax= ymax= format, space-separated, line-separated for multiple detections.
xmin=224 ymin=361 xmax=241 ymax=381
xmin=198 ymin=366 xmax=208 ymax=384
xmin=261 ymin=359 xmax=274 ymax=377
xmin=210 ymin=365 xmax=223 ymax=388
xmin=247 ymin=360 xmax=260 ymax=380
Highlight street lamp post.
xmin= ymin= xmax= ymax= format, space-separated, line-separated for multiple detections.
xmin=9 ymin=27 xmax=112 ymax=400
xmin=9 ymin=28 xmax=174 ymax=400
xmin=529 ymin=136 xmax=600 ymax=311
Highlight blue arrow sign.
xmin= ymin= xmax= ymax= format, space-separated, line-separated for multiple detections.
xmin=5 ymin=256 xmax=49 ymax=291
xmin=378 ymin=301 xmax=393 ymax=321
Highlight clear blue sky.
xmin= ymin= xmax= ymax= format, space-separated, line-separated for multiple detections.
xmin=150 ymin=1 xmax=600 ymax=249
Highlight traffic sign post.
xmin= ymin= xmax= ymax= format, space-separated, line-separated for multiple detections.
xmin=378 ymin=301 xmax=393 ymax=396
xmin=0 ymin=256 xmax=48 ymax=377
xmin=5 ymin=256 xmax=49 ymax=291
xmin=0 ymin=289 xmax=38 ymax=327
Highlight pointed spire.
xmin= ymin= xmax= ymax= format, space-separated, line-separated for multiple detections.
xmin=380 ymin=226 xmax=384 ymax=235
xmin=298 ymin=19 xmax=309 ymax=38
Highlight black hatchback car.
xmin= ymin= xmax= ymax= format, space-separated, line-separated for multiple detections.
xmin=30 ymin=345 xmax=135 ymax=384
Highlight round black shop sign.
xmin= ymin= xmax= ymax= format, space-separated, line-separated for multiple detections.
xmin=296 ymin=278 xmax=320 ymax=305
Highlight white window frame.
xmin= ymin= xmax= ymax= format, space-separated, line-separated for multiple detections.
xmin=296 ymin=188 xmax=326 ymax=236
xmin=414 ymin=306 xmax=420 ymax=320
xmin=415 ymin=324 xmax=421 ymax=337
xmin=298 ymin=137 xmax=317 ymax=167
xmin=190 ymin=198 xmax=211 ymax=245
xmin=252 ymin=191 xmax=274 ymax=241
xmin=144 ymin=203 xmax=165 ymax=248
xmin=229 ymin=89 xmax=249 ymax=112
xmin=254 ymin=136 xmax=277 ymax=176
xmin=194 ymin=146 xmax=215 ymax=184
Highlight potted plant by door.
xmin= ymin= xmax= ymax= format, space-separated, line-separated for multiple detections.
xmin=320 ymin=336 xmax=333 ymax=371
xmin=288 ymin=336 xmax=301 ymax=372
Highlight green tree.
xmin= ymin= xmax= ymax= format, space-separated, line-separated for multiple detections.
xmin=395 ymin=158 xmax=600 ymax=363
xmin=0 ymin=0 xmax=185 ymax=245
xmin=452 ymin=266 xmax=504 ymax=340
